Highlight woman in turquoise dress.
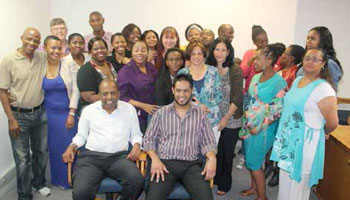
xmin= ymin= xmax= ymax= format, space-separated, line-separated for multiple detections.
xmin=271 ymin=48 xmax=338 ymax=200
xmin=43 ymin=35 xmax=79 ymax=189
xmin=239 ymin=44 xmax=287 ymax=200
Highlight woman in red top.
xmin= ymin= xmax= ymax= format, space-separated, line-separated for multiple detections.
xmin=278 ymin=45 xmax=305 ymax=88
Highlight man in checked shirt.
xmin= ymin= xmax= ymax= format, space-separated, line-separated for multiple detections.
xmin=143 ymin=74 xmax=217 ymax=200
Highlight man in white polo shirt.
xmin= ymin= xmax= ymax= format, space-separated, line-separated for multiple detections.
xmin=62 ymin=79 xmax=144 ymax=200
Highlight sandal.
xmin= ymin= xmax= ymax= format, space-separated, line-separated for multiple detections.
xmin=239 ymin=187 xmax=257 ymax=196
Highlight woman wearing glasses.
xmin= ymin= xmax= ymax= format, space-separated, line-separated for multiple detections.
xmin=271 ymin=48 xmax=338 ymax=200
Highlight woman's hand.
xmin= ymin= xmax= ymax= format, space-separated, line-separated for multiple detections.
xmin=142 ymin=103 xmax=159 ymax=115
xmin=248 ymin=127 xmax=258 ymax=135
xmin=218 ymin=115 xmax=229 ymax=131
xmin=65 ymin=115 xmax=75 ymax=129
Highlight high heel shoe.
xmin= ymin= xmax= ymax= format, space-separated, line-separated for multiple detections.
xmin=268 ymin=167 xmax=279 ymax=187
xmin=264 ymin=162 xmax=274 ymax=178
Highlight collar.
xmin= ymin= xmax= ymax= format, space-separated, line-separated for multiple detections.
xmin=14 ymin=48 xmax=37 ymax=60
xmin=169 ymin=101 xmax=195 ymax=114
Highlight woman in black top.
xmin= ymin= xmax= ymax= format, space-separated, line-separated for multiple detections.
xmin=155 ymin=47 xmax=185 ymax=106
xmin=106 ymin=33 xmax=131 ymax=73
xmin=77 ymin=37 xmax=117 ymax=107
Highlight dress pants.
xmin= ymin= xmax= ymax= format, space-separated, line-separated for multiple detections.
xmin=72 ymin=150 xmax=144 ymax=200
xmin=214 ymin=127 xmax=240 ymax=192
xmin=146 ymin=159 xmax=213 ymax=200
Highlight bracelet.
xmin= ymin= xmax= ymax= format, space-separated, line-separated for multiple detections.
xmin=69 ymin=112 xmax=75 ymax=116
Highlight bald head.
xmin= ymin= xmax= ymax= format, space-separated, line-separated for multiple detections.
xmin=218 ymin=24 xmax=234 ymax=42
xmin=22 ymin=27 xmax=41 ymax=38
xmin=20 ymin=27 xmax=41 ymax=58
xmin=99 ymin=79 xmax=118 ymax=92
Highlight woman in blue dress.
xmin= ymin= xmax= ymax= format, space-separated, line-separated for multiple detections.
xmin=43 ymin=35 xmax=79 ymax=189
xmin=239 ymin=44 xmax=287 ymax=200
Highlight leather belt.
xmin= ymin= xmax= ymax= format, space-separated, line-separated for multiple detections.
xmin=11 ymin=103 xmax=43 ymax=113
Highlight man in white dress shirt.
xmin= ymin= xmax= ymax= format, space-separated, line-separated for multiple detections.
xmin=62 ymin=79 xmax=144 ymax=200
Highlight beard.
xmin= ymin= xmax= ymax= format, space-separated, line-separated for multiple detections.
xmin=174 ymin=96 xmax=192 ymax=106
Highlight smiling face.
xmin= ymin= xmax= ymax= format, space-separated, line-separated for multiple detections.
xmin=190 ymin=46 xmax=205 ymax=66
xmin=254 ymin=33 xmax=268 ymax=50
xmin=162 ymin=30 xmax=178 ymax=51
xmin=220 ymin=26 xmax=234 ymax=43
xmin=166 ymin=51 xmax=183 ymax=75
xmin=306 ymin=30 xmax=320 ymax=50
xmin=302 ymin=49 xmax=325 ymax=76
xmin=21 ymin=29 xmax=41 ymax=57
xmin=90 ymin=40 xmax=107 ymax=64
xmin=132 ymin=41 xmax=148 ymax=65
xmin=172 ymin=80 xmax=193 ymax=106
xmin=213 ymin=42 xmax=229 ymax=65
xmin=99 ymin=80 xmax=119 ymax=111
xmin=187 ymin=28 xmax=201 ymax=43
xmin=129 ymin=27 xmax=141 ymax=45
xmin=89 ymin=14 xmax=104 ymax=32
xmin=145 ymin=31 xmax=158 ymax=49
xmin=69 ymin=35 xmax=84 ymax=56
xmin=112 ymin=35 xmax=127 ymax=54
xmin=45 ymin=39 xmax=62 ymax=62
xmin=253 ymin=49 xmax=269 ymax=72
xmin=51 ymin=24 xmax=67 ymax=41
xmin=200 ymin=29 xmax=214 ymax=46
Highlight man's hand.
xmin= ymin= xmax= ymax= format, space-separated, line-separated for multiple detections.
xmin=9 ymin=119 xmax=22 ymax=138
xmin=62 ymin=145 xmax=76 ymax=163
xmin=127 ymin=143 xmax=141 ymax=161
xmin=201 ymin=154 xmax=216 ymax=181
xmin=150 ymin=158 xmax=169 ymax=183
xmin=65 ymin=115 xmax=75 ymax=129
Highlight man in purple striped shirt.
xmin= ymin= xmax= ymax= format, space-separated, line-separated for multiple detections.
xmin=143 ymin=74 xmax=217 ymax=200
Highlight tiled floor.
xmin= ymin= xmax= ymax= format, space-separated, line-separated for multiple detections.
xmin=1 ymin=141 xmax=319 ymax=200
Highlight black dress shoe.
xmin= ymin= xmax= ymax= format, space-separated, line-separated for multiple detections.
xmin=268 ymin=167 xmax=279 ymax=187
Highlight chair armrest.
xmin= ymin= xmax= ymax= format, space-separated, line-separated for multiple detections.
xmin=67 ymin=150 xmax=78 ymax=187
xmin=136 ymin=151 xmax=147 ymax=177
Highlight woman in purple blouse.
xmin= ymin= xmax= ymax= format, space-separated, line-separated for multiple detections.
xmin=117 ymin=40 xmax=159 ymax=133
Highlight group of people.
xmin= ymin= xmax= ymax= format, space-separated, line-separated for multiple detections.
xmin=0 ymin=10 xmax=343 ymax=200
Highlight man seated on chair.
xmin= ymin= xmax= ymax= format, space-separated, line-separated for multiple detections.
xmin=143 ymin=74 xmax=217 ymax=200
xmin=62 ymin=79 xmax=144 ymax=200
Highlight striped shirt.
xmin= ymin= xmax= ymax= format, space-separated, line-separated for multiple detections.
xmin=143 ymin=102 xmax=217 ymax=161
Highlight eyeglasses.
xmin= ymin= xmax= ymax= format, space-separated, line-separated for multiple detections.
xmin=303 ymin=56 xmax=324 ymax=63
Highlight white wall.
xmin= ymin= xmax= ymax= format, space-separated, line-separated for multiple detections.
xmin=0 ymin=0 xmax=349 ymax=186
xmin=49 ymin=0 xmax=298 ymax=58
xmin=294 ymin=0 xmax=349 ymax=97
xmin=0 ymin=0 xmax=51 ymax=179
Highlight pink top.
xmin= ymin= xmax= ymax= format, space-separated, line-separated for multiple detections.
xmin=84 ymin=31 xmax=113 ymax=52
xmin=240 ymin=49 xmax=256 ymax=94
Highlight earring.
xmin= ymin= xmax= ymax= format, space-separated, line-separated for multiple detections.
xmin=321 ymin=66 xmax=325 ymax=71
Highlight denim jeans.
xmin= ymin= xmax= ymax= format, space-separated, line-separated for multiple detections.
xmin=9 ymin=107 xmax=48 ymax=200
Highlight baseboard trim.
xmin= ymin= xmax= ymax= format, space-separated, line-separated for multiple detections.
xmin=0 ymin=165 xmax=16 ymax=197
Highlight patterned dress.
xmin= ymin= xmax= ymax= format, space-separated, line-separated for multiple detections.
xmin=178 ymin=65 xmax=223 ymax=128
